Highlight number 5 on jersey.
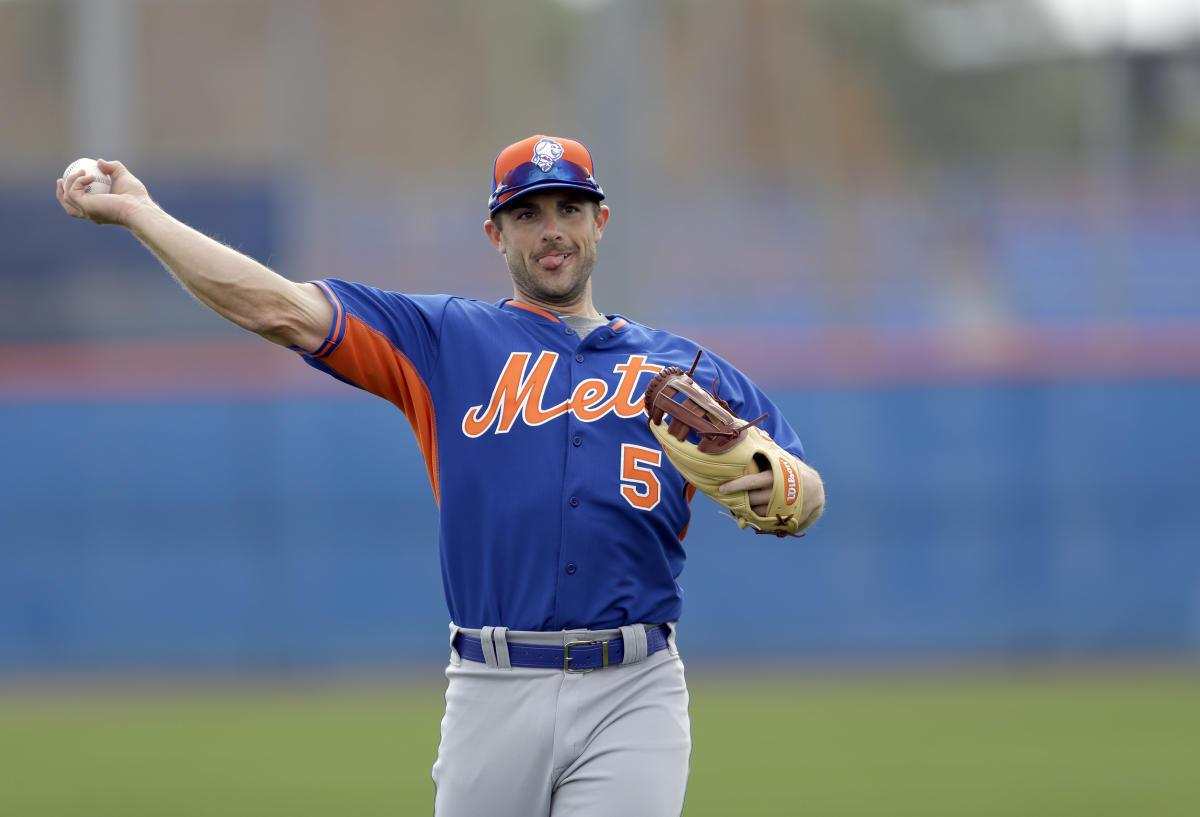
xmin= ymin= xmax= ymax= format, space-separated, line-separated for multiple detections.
xmin=620 ymin=444 xmax=662 ymax=510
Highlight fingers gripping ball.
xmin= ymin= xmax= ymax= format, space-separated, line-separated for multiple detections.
xmin=62 ymin=157 xmax=112 ymax=194
xmin=644 ymin=351 xmax=807 ymax=537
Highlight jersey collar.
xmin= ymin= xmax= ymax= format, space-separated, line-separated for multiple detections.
xmin=499 ymin=299 xmax=561 ymax=322
xmin=498 ymin=299 xmax=629 ymax=333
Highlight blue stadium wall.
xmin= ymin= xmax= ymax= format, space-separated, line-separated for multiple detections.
xmin=4 ymin=180 xmax=1199 ymax=673
xmin=3 ymin=378 xmax=1198 ymax=673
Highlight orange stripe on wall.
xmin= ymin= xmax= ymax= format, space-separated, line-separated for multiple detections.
xmin=323 ymin=315 xmax=441 ymax=503
xmin=0 ymin=339 xmax=346 ymax=400
xmin=689 ymin=323 xmax=1200 ymax=387
xmin=4 ymin=323 xmax=1199 ymax=400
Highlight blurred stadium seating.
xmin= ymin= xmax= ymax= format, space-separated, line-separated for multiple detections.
xmin=2 ymin=0 xmax=1198 ymax=675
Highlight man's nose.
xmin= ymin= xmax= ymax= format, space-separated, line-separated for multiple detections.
xmin=541 ymin=215 xmax=563 ymax=240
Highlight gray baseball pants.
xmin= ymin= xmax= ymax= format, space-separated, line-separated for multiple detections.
xmin=432 ymin=623 xmax=691 ymax=817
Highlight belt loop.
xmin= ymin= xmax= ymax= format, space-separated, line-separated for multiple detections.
xmin=619 ymin=625 xmax=648 ymax=665
xmin=480 ymin=626 xmax=499 ymax=667
xmin=492 ymin=627 xmax=511 ymax=670
xmin=448 ymin=622 xmax=463 ymax=666
xmin=665 ymin=621 xmax=679 ymax=656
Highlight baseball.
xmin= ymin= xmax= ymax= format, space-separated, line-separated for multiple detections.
xmin=62 ymin=157 xmax=112 ymax=194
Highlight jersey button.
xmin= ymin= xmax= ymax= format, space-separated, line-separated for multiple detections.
xmin=565 ymin=328 xmax=575 ymax=335
xmin=575 ymin=353 xmax=584 ymax=363
xmin=572 ymin=436 xmax=582 ymax=447
xmin=569 ymin=496 xmax=579 ymax=507
xmin=565 ymin=563 xmax=577 ymax=575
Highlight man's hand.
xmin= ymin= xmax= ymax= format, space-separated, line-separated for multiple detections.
xmin=57 ymin=159 xmax=152 ymax=227
xmin=719 ymin=457 xmax=825 ymax=531
xmin=645 ymin=354 xmax=826 ymax=537
xmin=720 ymin=471 xmax=774 ymax=515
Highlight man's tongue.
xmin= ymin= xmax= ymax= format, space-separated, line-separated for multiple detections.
xmin=538 ymin=253 xmax=567 ymax=271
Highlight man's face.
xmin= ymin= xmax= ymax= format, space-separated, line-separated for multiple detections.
xmin=484 ymin=190 xmax=609 ymax=310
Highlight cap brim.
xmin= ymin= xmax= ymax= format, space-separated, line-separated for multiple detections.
xmin=491 ymin=181 xmax=605 ymax=215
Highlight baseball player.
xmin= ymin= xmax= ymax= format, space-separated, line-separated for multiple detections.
xmin=57 ymin=134 xmax=825 ymax=816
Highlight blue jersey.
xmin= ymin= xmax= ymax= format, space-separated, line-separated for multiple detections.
xmin=299 ymin=279 xmax=806 ymax=631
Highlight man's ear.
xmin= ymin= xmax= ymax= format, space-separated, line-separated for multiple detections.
xmin=594 ymin=203 xmax=610 ymax=240
xmin=484 ymin=217 xmax=506 ymax=254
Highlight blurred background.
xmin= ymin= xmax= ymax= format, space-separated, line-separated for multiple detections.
xmin=2 ymin=0 xmax=1200 ymax=814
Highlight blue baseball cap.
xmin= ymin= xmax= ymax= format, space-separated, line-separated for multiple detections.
xmin=488 ymin=134 xmax=605 ymax=215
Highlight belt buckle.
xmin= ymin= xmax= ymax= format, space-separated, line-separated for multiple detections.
xmin=564 ymin=639 xmax=609 ymax=673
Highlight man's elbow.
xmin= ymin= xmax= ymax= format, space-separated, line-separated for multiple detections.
xmin=250 ymin=285 xmax=332 ymax=351
xmin=252 ymin=308 xmax=321 ymax=350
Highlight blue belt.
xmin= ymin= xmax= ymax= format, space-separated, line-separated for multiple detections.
xmin=453 ymin=625 xmax=670 ymax=672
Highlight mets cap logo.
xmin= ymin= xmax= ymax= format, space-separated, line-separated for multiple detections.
xmin=532 ymin=138 xmax=565 ymax=172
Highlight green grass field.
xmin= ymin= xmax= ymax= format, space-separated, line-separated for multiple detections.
xmin=2 ymin=668 xmax=1197 ymax=816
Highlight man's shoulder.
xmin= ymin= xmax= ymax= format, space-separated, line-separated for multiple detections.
xmin=612 ymin=317 xmax=697 ymax=349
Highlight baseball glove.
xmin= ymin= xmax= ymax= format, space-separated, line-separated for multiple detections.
xmin=644 ymin=351 xmax=808 ymax=537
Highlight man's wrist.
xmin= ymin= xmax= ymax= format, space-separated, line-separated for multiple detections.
xmin=124 ymin=198 xmax=169 ymax=237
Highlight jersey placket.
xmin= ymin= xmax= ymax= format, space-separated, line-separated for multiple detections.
xmin=555 ymin=324 xmax=589 ymax=625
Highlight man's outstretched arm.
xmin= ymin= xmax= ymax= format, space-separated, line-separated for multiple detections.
xmin=58 ymin=159 xmax=332 ymax=352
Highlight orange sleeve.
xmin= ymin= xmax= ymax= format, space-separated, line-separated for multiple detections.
xmin=322 ymin=315 xmax=441 ymax=504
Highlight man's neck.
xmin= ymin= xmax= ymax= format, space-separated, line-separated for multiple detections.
xmin=557 ymin=312 xmax=610 ymax=340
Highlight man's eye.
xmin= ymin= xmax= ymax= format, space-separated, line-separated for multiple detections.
xmin=563 ymin=205 xmax=579 ymax=214
xmin=515 ymin=211 xmax=534 ymax=220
